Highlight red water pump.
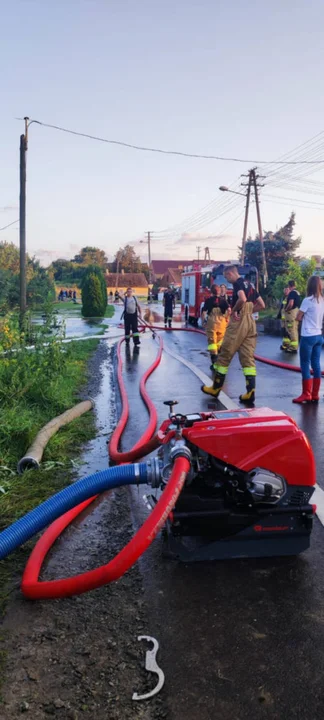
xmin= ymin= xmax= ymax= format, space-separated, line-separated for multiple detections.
xmin=153 ymin=403 xmax=316 ymax=561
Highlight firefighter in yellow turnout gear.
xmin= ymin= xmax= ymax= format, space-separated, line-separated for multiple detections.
xmin=283 ymin=280 xmax=301 ymax=353
xmin=201 ymin=266 xmax=265 ymax=404
xmin=201 ymin=285 xmax=229 ymax=369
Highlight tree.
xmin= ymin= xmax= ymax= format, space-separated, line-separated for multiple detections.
xmin=272 ymin=258 xmax=317 ymax=301
xmin=244 ymin=213 xmax=301 ymax=286
xmin=73 ymin=246 xmax=108 ymax=267
xmin=110 ymin=245 xmax=142 ymax=273
xmin=81 ymin=265 xmax=107 ymax=318
xmin=0 ymin=241 xmax=20 ymax=273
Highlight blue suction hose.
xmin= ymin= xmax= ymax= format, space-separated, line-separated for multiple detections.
xmin=0 ymin=463 xmax=149 ymax=560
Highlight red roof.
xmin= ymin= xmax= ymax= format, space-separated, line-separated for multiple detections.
xmin=151 ymin=260 xmax=194 ymax=275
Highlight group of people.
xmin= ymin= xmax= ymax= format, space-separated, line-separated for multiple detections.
xmin=58 ymin=289 xmax=77 ymax=302
xmin=201 ymin=266 xmax=265 ymax=405
xmin=201 ymin=267 xmax=324 ymax=406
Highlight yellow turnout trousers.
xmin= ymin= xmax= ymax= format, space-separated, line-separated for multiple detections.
xmin=284 ymin=307 xmax=299 ymax=350
xmin=206 ymin=308 xmax=227 ymax=354
xmin=215 ymin=302 xmax=257 ymax=378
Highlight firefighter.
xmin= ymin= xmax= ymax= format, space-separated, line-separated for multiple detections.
xmin=284 ymin=280 xmax=301 ymax=353
xmin=163 ymin=286 xmax=176 ymax=328
xmin=277 ymin=287 xmax=290 ymax=350
xmin=201 ymin=285 xmax=229 ymax=369
xmin=201 ymin=265 xmax=265 ymax=404
xmin=121 ymin=287 xmax=142 ymax=346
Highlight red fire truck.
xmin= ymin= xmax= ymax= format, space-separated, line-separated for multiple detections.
xmin=181 ymin=262 xmax=258 ymax=326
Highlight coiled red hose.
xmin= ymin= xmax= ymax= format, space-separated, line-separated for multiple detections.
xmin=255 ymin=353 xmax=324 ymax=376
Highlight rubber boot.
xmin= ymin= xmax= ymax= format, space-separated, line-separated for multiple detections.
xmin=168 ymin=319 xmax=172 ymax=329
xmin=312 ymin=377 xmax=321 ymax=402
xmin=210 ymin=353 xmax=217 ymax=371
xmin=201 ymin=371 xmax=225 ymax=398
xmin=292 ymin=379 xmax=312 ymax=404
xmin=239 ymin=376 xmax=255 ymax=405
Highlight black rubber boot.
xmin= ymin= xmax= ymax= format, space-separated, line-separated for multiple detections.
xmin=210 ymin=353 xmax=217 ymax=370
xmin=201 ymin=371 xmax=225 ymax=397
xmin=239 ymin=376 xmax=256 ymax=405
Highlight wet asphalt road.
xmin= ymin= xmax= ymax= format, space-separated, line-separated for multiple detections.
xmin=117 ymin=318 xmax=324 ymax=720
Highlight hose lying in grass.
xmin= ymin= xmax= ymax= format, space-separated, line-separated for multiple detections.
xmin=17 ymin=398 xmax=95 ymax=475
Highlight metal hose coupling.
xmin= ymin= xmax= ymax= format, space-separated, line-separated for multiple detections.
xmin=170 ymin=443 xmax=192 ymax=464
xmin=145 ymin=458 xmax=164 ymax=488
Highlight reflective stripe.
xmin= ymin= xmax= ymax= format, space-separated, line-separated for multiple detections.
xmin=133 ymin=332 xmax=140 ymax=337
xmin=243 ymin=367 xmax=257 ymax=376
xmin=290 ymin=341 xmax=298 ymax=347
xmin=125 ymin=335 xmax=130 ymax=339
xmin=215 ymin=365 xmax=229 ymax=375
xmin=207 ymin=343 xmax=218 ymax=351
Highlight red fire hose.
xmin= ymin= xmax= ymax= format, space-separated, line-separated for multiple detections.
xmin=22 ymin=331 xmax=190 ymax=599
xmin=22 ymin=456 xmax=189 ymax=599
xmin=108 ymin=335 xmax=163 ymax=464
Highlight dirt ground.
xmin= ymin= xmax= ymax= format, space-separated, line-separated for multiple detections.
xmin=0 ymin=342 xmax=166 ymax=720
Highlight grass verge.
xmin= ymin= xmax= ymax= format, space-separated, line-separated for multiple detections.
xmin=0 ymin=338 xmax=100 ymax=621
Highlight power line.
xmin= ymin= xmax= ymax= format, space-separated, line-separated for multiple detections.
xmin=26 ymin=118 xmax=324 ymax=165
xmin=0 ymin=219 xmax=19 ymax=231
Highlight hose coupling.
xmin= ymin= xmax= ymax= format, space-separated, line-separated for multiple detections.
xmin=170 ymin=444 xmax=192 ymax=464
xmin=146 ymin=458 xmax=163 ymax=488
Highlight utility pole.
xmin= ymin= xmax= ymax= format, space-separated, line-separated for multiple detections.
xmin=241 ymin=168 xmax=267 ymax=288
xmin=19 ymin=117 xmax=29 ymax=328
xmin=241 ymin=176 xmax=251 ymax=267
xmin=251 ymin=169 xmax=267 ymax=287
xmin=196 ymin=246 xmax=201 ymax=261
xmin=146 ymin=231 xmax=152 ymax=286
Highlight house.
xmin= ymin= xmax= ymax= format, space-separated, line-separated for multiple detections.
xmin=159 ymin=267 xmax=183 ymax=288
xmin=105 ymin=272 xmax=148 ymax=297
xmin=150 ymin=260 xmax=194 ymax=282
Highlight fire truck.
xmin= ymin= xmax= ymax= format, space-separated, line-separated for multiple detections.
xmin=181 ymin=262 xmax=258 ymax=326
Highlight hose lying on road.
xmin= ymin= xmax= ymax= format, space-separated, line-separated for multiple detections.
xmin=22 ymin=456 xmax=189 ymax=599
xmin=14 ymin=330 xmax=186 ymax=599
xmin=255 ymin=353 xmax=324 ymax=376
xmin=0 ymin=463 xmax=149 ymax=561
xmin=17 ymin=398 xmax=95 ymax=474
xmin=108 ymin=335 xmax=163 ymax=464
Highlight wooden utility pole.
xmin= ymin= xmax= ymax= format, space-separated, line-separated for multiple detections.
xmin=241 ymin=176 xmax=251 ymax=267
xmin=146 ymin=231 xmax=152 ymax=286
xmin=19 ymin=117 xmax=29 ymax=328
xmin=241 ymin=168 xmax=267 ymax=287
xmin=251 ymin=169 xmax=268 ymax=287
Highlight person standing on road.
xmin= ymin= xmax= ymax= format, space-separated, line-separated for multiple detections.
xmin=163 ymin=286 xmax=176 ymax=328
xmin=201 ymin=265 xmax=265 ymax=404
xmin=201 ymin=285 xmax=229 ymax=369
xmin=122 ymin=287 xmax=142 ymax=346
xmin=284 ymin=280 xmax=301 ymax=353
xmin=278 ymin=287 xmax=290 ymax=350
xmin=292 ymin=276 xmax=324 ymax=403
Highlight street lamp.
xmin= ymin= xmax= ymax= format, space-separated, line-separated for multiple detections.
xmin=219 ymin=186 xmax=246 ymax=198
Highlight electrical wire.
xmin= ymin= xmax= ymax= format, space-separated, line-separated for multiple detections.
xmin=26 ymin=118 xmax=324 ymax=165
xmin=0 ymin=219 xmax=19 ymax=232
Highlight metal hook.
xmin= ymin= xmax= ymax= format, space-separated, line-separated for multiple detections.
xmin=132 ymin=635 xmax=165 ymax=701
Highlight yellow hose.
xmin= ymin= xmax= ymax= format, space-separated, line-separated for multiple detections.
xmin=17 ymin=398 xmax=95 ymax=474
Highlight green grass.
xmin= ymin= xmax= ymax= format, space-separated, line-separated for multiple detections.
xmin=0 ymin=338 xmax=99 ymax=620
xmin=258 ymin=308 xmax=277 ymax=320
xmin=104 ymin=304 xmax=115 ymax=318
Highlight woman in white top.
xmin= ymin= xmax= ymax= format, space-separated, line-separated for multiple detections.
xmin=293 ymin=275 xmax=324 ymax=403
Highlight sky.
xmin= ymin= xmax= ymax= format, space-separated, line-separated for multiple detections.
xmin=1 ymin=0 xmax=324 ymax=267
